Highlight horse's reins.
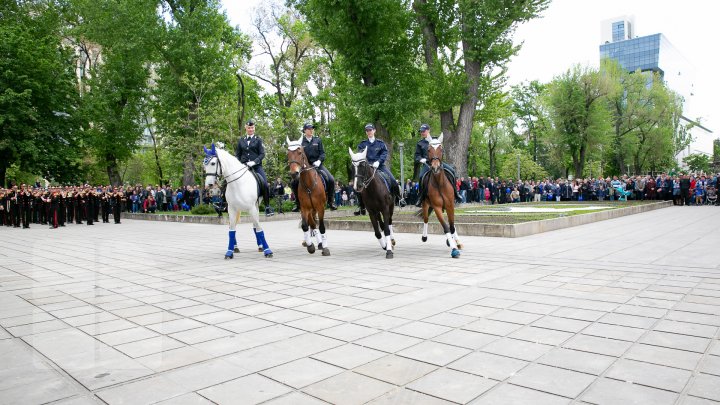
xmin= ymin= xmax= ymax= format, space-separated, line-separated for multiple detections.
xmin=288 ymin=151 xmax=319 ymax=195
xmin=427 ymin=148 xmax=448 ymax=208
xmin=206 ymin=156 xmax=250 ymax=186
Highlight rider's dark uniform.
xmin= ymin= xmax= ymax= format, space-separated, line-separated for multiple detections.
xmin=236 ymin=120 xmax=273 ymax=216
xmin=354 ymin=124 xmax=401 ymax=215
xmin=291 ymin=127 xmax=337 ymax=211
xmin=414 ymin=124 xmax=458 ymax=206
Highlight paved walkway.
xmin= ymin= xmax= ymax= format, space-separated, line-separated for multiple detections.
xmin=0 ymin=206 xmax=719 ymax=405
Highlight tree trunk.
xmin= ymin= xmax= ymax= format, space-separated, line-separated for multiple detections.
xmin=0 ymin=163 xmax=6 ymax=188
xmin=443 ymin=39 xmax=481 ymax=178
xmin=106 ymin=154 xmax=122 ymax=186
xmin=183 ymin=153 xmax=195 ymax=186
xmin=374 ymin=121 xmax=393 ymax=165
xmin=413 ymin=0 xmax=456 ymax=155
xmin=236 ymin=73 xmax=246 ymax=138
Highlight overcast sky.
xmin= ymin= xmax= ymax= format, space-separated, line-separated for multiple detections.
xmin=221 ymin=0 xmax=718 ymax=134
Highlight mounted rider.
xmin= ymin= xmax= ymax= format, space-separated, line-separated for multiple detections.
xmin=414 ymin=123 xmax=459 ymax=207
xmin=291 ymin=123 xmax=337 ymax=212
xmin=354 ymin=123 xmax=401 ymax=215
xmin=236 ymin=119 xmax=274 ymax=217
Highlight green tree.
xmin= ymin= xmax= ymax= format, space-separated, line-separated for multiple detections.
xmin=0 ymin=0 xmax=84 ymax=186
xmin=683 ymin=153 xmax=711 ymax=174
xmin=294 ymin=0 xmax=424 ymax=161
xmin=413 ymin=0 xmax=550 ymax=177
xmin=71 ymin=0 xmax=159 ymax=186
xmin=511 ymin=80 xmax=550 ymax=164
xmin=499 ymin=149 xmax=548 ymax=180
xmin=244 ymin=2 xmax=317 ymax=140
xmin=546 ymin=65 xmax=612 ymax=178
xmin=154 ymin=0 xmax=251 ymax=186
xmin=602 ymin=59 xmax=684 ymax=174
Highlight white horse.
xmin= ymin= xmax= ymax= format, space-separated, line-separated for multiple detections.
xmin=203 ymin=143 xmax=273 ymax=259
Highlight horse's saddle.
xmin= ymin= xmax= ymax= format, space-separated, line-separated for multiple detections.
xmin=420 ymin=167 xmax=456 ymax=190
xmin=249 ymin=170 xmax=269 ymax=198
xmin=375 ymin=170 xmax=394 ymax=193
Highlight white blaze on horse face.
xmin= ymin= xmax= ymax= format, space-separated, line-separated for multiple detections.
xmin=204 ymin=157 xmax=218 ymax=187
xmin=349 ymin=147 xmax=368 ymax=190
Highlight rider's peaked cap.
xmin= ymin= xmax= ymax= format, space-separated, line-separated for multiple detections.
xmin=302 ymin=122 xmax=315 ymax=130
xmin=419 ymin=123 xmax=430 ymax=132
xmin=246 ymin=119 xmax=255 ymax=126
xmin=364 ymin=123 xmax=375 ymax=130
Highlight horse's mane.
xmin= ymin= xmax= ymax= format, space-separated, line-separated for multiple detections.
xmin=214 ymin=147 xmax=244 ymax=174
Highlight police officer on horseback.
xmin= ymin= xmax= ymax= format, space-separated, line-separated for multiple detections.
xmin=236 ymin=119 xmax=274 ymax=217
xmin=291 ymin=122 xmax=337 ymax=212
xmin=414 ymin=123 xmax=459 ymax=206
xmin=354 ymin=123 xmax=401 ymax=215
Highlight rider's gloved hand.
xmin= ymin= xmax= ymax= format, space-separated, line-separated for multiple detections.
xmin=313 ymin=160 xmax=321 ymax=167
xmin=420 ymin=158 xmax=426 ymax=164
xmin=372 ymin=161 xmax=379 ymax=168
xmin=247 ymin=161 xmax=256 ymax=167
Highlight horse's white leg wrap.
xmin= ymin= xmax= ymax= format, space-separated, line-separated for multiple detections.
xmin=304 ymin=230 xmax=313 ymax=246
xmin=446 ymin=232 xmax=458 ymax=249
xmin=452 ymin=230 xmax=460 ymax=241
xmin=422 ymin=223 xmax=429 ymax=239
xmin=385 ymin=234 xmax=393 ymax=251
xmin=378 ymin=236 xmax=387 ymax=249
xmin=321 ymin=233 xmax=328 ymax=248
xmin=389 ymin=225 xmax=395 ymax=241
xmin=313 ymin=229 xmax=322 ymax=246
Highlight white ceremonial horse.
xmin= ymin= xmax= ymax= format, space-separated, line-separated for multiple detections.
xmin=203 ymin=143 xmax=273 ymax=259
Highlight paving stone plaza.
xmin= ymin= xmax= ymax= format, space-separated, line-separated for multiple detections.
xmin=1 ymin=206 xmax=719 ymax=405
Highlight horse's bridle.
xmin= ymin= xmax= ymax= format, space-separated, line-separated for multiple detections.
xmin=288 ymin=149 xmax=319 ymax=194
xmin=205 ymin=156 xmax=248 ymax=186
xmin=428 ymin=145 xmax=443 ymax=174
xmin=352 ymin=158 xmax=376 ymax=192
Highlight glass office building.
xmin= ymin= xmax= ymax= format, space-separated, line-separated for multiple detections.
xmin=600 ymin=34 xmax=661 ymax=74
xmin=599 ymin=18 xmax=713 ymax=162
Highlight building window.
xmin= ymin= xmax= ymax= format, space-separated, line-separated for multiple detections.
xmin=612 ymin=21 xmax=625 ymax=42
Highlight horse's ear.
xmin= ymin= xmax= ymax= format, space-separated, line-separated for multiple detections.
xmin=348 ymin=147 xmax=354 ymax=156
xmin=203 ymin=146 xmax=209 ymax=156
xmin=211 ymin=143 xmax=216 ymax=155
xmin=286 ymin=136 xmax=291 ymax=146
xmin=438 ymin=133 xmax=444 ymax=144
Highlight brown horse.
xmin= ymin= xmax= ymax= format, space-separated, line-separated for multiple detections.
xmin=421 ymin=134 xmax=462 ymax=258
xmin=286 ymin=137 xmax=330 ymax=256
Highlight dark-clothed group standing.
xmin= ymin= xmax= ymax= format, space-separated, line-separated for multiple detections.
xmin=0 ymin=185 xmax=126 ymax=229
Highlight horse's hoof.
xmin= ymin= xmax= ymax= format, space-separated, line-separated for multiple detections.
xmin=386 ymin=250 xmax=394 ymax=259
xmin=224 ymin=254 xmax=233 ymax=260
xmin=265 ymin=253 xmax=273 ymax=258
xmin=422 ymin=236 xmax=427 ymax=242
xmin=322 ymin=248 xmax=330 ymax=256
xmin=307 ymin=244 xmax=316 ymax=254
xmin=302 ymin=241 xmax=307 ymax=247
xmin=233 ymin=247 xmax=240 ymax=253
xmin=257 ymin=247 xmax=264 ymax=252
xmin=391 ymin=239 xmax=396 ymax=247
xmin=451 ymin=248 xmax=461 ymax=258
xmin=457 ymin=243 xmax=464 ymax=250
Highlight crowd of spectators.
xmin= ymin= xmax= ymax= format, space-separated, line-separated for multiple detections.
xmin=399 ymin=173 xmax=720 ymax=206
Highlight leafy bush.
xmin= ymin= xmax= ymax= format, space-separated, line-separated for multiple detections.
xmin=190 ymin=204 xmax=217 ymax=215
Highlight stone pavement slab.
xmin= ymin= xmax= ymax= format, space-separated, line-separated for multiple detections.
xmin=1 ymin=206 xmax=719 ymax=404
